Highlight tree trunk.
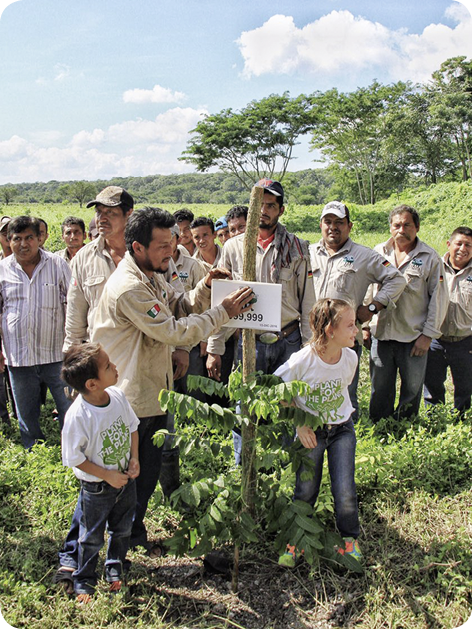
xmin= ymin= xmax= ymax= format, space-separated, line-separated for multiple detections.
xmin=241 ymin=184 xmax=263 ymax=512
xmin=232 ymin=184 xmax=263 ymax=593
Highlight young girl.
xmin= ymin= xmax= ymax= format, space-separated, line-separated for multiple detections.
xmin=274 ymin=298 xmax=361 ymax=566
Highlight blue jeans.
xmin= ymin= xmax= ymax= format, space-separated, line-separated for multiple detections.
xmin=233 ymin=327 xmax=302 ymax=464
xmin=59 ymin=414 xmax=168 ymax=567
xmin=424 ymin=336 xmax=472 ymax=414
xmin=294 ymin=419 xmax=359 ymax=539
xmin=74 ymin=478 xmax=136 ymax=595
xmin=369 ymin=338 xmax=427 ymax=423
xmin=9 ymin=361 xmax=71 ymax=449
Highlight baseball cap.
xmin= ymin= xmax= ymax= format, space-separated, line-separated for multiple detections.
xmin=215 ymin=217 xmax=228 ymax=231
xmin=88 ymin=217 xmax=98 ymax=238
xmin=320 ymin=201 xmax=349 ymax=220
xmin=0 ymin=216 xmax=11 ymax=233
xmin=86 ymin=186 xmax=134 ymax=211
xmin=170 ymin=224 xmax=180 ymax=238
xmin=256 ymin=178 xmax=284 ymax=201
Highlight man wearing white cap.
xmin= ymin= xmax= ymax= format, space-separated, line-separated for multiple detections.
xmin=309 ymin=201 xmax=406 ymax=421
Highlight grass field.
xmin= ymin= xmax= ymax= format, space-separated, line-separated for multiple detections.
xmin=0 ymin=182 xmax=471 ymax=628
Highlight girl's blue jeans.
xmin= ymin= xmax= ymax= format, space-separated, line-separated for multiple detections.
xmin=294 ymin=418 xmax=359 ymax=539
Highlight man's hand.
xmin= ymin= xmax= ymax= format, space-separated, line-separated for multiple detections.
xmin=200 ymin=341 xmax=208 ymax=357
xmin=297 ymin=425 xmax=318 ymax=449
xmin=207 ymin=353 xmax=222 ymax=381
xmin=204 ymin=267 xmax=232 ymax=287
xmin=410 ymin=334 xmax=432 ymax=357
xmin=172 ymin=349 xmax=190 ymax=380
xmin=362 ymin=328 xmax=372 ymax=350
xmin=126 ymin=457 xmax=140 ymax=479
xmin=356 ymin=301 xmax=383 ymax=324
xmin=221 ymin=286 xmax=254 ymax=319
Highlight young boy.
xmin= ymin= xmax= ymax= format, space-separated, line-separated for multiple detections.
xmin=61 ymin=343 xmax=140 ymax=603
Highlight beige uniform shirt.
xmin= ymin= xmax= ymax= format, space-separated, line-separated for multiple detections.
xmin=171 ymin=249 xmax=206 ymax=293
xmin=91 ymin=253 xmax=230 ymax=417
xmin=309 ymin=238 xmax=406 ymax=310
xmin=369 ymin=237 xmax=448 ymax=342
xmin=56 ymin=248 xmax=73 ymax=264
xmin=64 ymin=236 xmax=116 ymax=349
xmin=193 ymin=245 xmax=222 ymax=273
xmin=207 ymin=231 xmax=315 ymax=355
xmin=440 ymin=253 xmax=472 ymax=339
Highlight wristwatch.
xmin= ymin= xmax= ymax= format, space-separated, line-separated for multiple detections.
xmin=368 ymin=303 xmax=378 ymax=314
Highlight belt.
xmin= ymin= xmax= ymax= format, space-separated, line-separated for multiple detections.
xmin=255 ymin=320 xmax=300 ymax=345
xmin=440 ymin=335 xmax=469 ymax=343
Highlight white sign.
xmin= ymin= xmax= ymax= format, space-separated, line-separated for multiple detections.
xmin=211 ymin=279 xmax=282 ymax=331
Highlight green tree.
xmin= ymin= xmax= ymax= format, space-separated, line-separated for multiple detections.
xmin=0 ymin=186 xmax=18 ymax=205
xmin=61 ymin=181 xmax=96 ymax=207
xmin=310 ymin=81 xmax=413 ymax=204
xmin=181 ymin=93 xmax=315 ymax=190
xmin=429 ymin=56 xmax=472 ymax=181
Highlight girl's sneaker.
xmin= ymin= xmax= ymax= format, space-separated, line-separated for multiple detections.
xmin=278 ymin=544 xmax=304 ymax=568
xmin=337 ymin=537 xmax=362 ymax=561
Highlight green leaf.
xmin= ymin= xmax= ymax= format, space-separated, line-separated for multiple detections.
xmin=295 ymin=514 xmax=323 ymax=535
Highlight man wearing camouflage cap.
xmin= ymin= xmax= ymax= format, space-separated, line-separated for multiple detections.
xmin=64 ymin=186 xmax=134 ymax=348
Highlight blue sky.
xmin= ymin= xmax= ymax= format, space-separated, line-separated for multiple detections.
xmin=0 ymin=0 xmax=471 ymax=184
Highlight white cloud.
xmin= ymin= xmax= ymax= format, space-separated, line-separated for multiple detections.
xmin=123 ymin=84 xmax=186 ymax=104
xmin=54 ymin=63 xmax=71 ymax=82
xmin=237 ymin=7 xmax=472 ymax=83
xmin=0 ymin=107 xmax=208 ymax=183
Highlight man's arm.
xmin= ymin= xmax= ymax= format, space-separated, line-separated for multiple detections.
xmin=296 ymin=256 xmax=316 ymax=345
xmin=63 ymin=258 xmax=90 ymax=349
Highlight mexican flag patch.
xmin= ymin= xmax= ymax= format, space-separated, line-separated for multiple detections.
xmin=147 ymin=304 xmax=161 ymax=318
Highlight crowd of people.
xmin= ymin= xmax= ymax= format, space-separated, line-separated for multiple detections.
xmin=0 ymin=178 xmax=470 ymax=601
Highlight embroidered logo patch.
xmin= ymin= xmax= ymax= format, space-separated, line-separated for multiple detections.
xmin=307 ymin=270 xmax=313 ymax=278
xmin=343 ymin=255 xmax=354 ymax=265
xmin=147 ymin=304 xmax=161 ymax=318
xmin=467 ymin=276 xmax=472 ymax=282
xmin=412 ymin=258 xmax=423 ymax=266
xmin=382 ymin=259 xmax=391 ymax=267
xmin=171 ymin=272 xmax=178 ymax=281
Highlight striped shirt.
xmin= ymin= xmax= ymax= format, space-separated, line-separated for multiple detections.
xmin=0 ymin=250 xmax=71 ymax=366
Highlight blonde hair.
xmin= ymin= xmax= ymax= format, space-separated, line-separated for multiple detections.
xmin=308 ymin=298 xmax=353 ymax=355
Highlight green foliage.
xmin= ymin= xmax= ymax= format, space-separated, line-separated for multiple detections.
xmin=181 ymin=92 xmax=315 ymax=190
xmin=157 ymin=369 xmax=332 ymax=564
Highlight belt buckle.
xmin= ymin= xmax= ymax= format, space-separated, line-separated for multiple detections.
xmin=258 ymin=332 xmax=279 ymax=345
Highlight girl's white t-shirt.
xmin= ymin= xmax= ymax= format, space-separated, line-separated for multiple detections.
xmin=274 ymin=345 xmax=358 ymax=425
xmin=62 ymin=386 xmax=140 ymax=482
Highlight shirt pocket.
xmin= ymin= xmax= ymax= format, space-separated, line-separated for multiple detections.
xmin=462 ymin=281 xmax=472 ymax=305
xmin=334 ymin=267 xmax=357 ymax=292
xmin=405 ymin=266 xmax=423 ymax=292
xmin=83 ymin=275 xmax=106 ymax=304
xmin=41 ymin=283 xmax=60 ymax=310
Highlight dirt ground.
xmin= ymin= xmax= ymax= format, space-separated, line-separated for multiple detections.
xmin=128 ymin=550 xmax=363 ymax=629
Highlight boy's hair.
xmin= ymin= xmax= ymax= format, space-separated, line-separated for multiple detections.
xmin=125 ymin=206 xmax=175 ymax=254
xmin=7 ymin=215 xmax=41 ymax=239
xmin=226 ymin=205 xmax=248 ymax=222
xmin=389 ymin=205 xmax=420 ymax=228
xmin=61 ymin=216 xmax=86 ymax=234
xmin=190 ymin=216 xmax=214 ymax=232
xmin=308 ymin=298 xmax=353 ymax=355
xmin=61 ymin=343 xmax=102 ymax=394
xmin=450 ymin=226 xmax=472 ymax=239
xmin=173 ymin=208 xmax=194 ymax=224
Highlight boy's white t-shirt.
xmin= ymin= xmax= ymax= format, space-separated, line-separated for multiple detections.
xmin=274 ymin=345 xmax=358 ymax=425
xmin=62 ymin=386 xmax=140 ymax=482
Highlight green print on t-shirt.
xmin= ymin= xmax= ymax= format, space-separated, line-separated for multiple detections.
xmin=305 ymin=379 xmax=344 ymax=422
xmin=98 ymin=417 xmax=130 ymax=471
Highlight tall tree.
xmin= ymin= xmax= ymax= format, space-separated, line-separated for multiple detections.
xmin=61 ymin=181 xmax=96 ymax=207
xmin=310 ymin=81 xmax=412 ymax=204
xmin=429 ymin=56 xmax=472 ymax=181
xmin=180 ymin=93 xmax=315 ymax=190
xmin=0 ymin=186 xmax=18 ymax=205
